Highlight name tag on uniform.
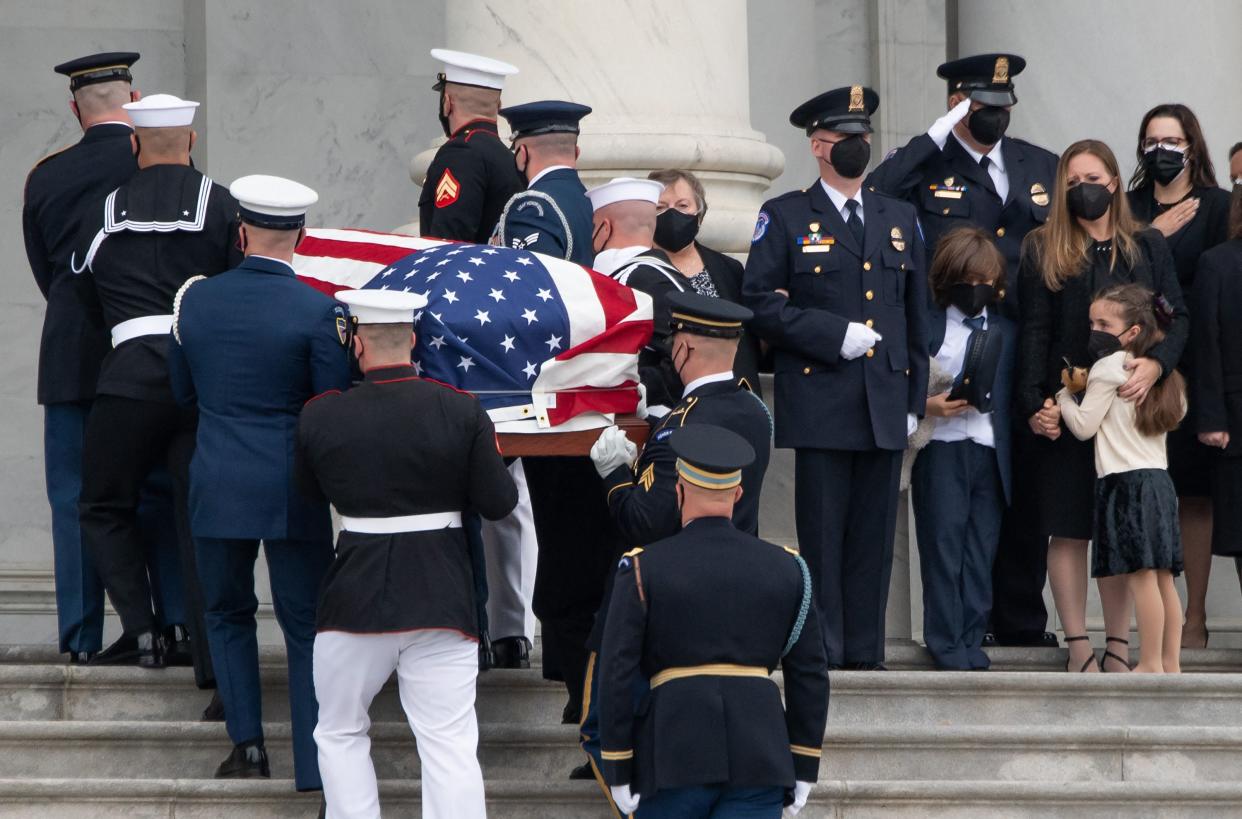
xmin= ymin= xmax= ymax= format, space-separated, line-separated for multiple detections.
xmin=930 ymin=185 xmax=966 ymax=200
xmin=797 ymin=232 xmax=834 ymax=253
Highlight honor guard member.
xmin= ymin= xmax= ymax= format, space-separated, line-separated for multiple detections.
xmin=298 ymin=289 xmax=518 ymax=819
xmin=74 ymin=94 xmax=240 ymax=683
xmin=598 ymin=426 xmax=828 ymax=819
xmin=495 ymin=100 xmax=595 ymax=265
xmin=588 ymin=177 xmax=688 ymax=415
xmin=167 ymin=176 xmax=348 ymax=787
xmin=420 ymin=49 xmax=524 ymax=243
xmin=742 ymin=85 xmax=929 ymax=669
xmin=24 ymin=52 xmax=184 ymax=664
xmin=867 ymin=54 xmax=1059 ymax=649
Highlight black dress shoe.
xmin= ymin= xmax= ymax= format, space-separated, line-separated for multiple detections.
xmin=491 ymin=637 xmax=531 ymax=669
xmin=568 ymin=762 xmax=595 ymax=780
xmin=561 ymin=698 xmax=582 ymax=725
xmin=66 ymin=650 xmax=97 ymax=665
xmin=991 ymin=630 xmax=1060 ymax=648
xmin=162 ymin=624 xmax=193 ymax=667
xmin=89 ymin=631 xmax=164 ymax=668
xmin=981 ymin=632 xmax=997 ymax=647
xmin=201 ymin=691 xmax=225 ymax=722
xmin=215 ymin=742 xmax=270 ymax=779
xmin=844 ymin=662 xmax=887 ymax=671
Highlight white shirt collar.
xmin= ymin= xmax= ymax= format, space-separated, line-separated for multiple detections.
xmin=527 ymin=165 xmax=573 ymax=188
xmin=90 ymin=120 xmax=134 ymax=130
xmin=819 ymin=179 xmax=865 ymax=221
xmin=247 ymin=254 xmax=296 ymax=272
xmin=946 ymin=303 xmax=988 ymax=328
xmin=682 ymin=370 xmax=735 ymax=398
xmin=591 ymin=246 xmax=650 ymax=276
xmin=951 ymin=131 xmax=1005 ymax=172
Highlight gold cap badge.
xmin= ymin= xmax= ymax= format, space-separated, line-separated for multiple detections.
xmin=993 ymin=57 xmax=1009 ymax=84
xmin=849 ymin=85 xmax=864 ymax=113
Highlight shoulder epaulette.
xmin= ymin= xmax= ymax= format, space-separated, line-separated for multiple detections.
xmin=623 ymin=546 xmax=645 ymax=558
xmin=676 ymin=395 xmax=699 ymax=427
xmin=737 ymin=376 xmax=753 ymax=392
xmin=767 ymin=188 xmax=806 ymax=205
xmin=780 ymin=545 xmax=800 ymax=558
xmin=32 ymin=144 xmax=74 ymax=172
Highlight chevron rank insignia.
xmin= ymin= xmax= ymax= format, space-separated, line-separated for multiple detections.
xmin=639 ymin=463 xmax=656 ymax=492
xmin=435 ymin=168 xmax=461 ymax=207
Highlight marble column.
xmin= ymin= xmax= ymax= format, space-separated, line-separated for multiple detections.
xmin=402 ymin=0 xmax=784 ymax=253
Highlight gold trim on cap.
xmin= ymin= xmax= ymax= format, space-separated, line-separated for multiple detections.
xmin=669 ymin=311 xmax=742 ymax=329
xmin=849 ymin=85 xmax=864 ymax=113
xmin=68 ymin=63 xmax=130 ymax=78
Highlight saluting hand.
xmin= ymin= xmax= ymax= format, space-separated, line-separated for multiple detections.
xmin=928 ymin=97 xmax=973 ymax=148
xmin=1151 ymin=197 xmax=1199 ymax=238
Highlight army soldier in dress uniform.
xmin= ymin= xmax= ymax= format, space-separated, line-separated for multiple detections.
xmin=74 ymin=94 xmax=240 ymax=683
xmin=419 ymin=49 xmax=524 ymax=243
xmin=298 ymin=289 xmax=517 ymax=819
xmin=742 ymin=85 xmax=929 ymax=670
xmin=168 ymin=176 xmax=348 ymax=788
xmin=598 ymin=426 xmax=828 ymax=819
xmin=868 ymin=54 xmax=1060 ymax=649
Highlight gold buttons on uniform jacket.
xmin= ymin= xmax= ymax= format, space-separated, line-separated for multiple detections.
xmin=803 ymin=367 xmax=812 ymax=375
xmin=996 ymin=227 xmax=1006 ymax=237
xmin=814 ymin=265 xmax=822 ymax=273
xmin=865 ymin=319 xmax=874 ymax=328
xmin=863 ymin=261 xmax=872 ymax=271
xmin=865 ymin=349 xmax=875 ymax=358
xmin=865 ymin=290 xmax=874 ymax=300
xmin=942 ymin=207 xmax=950 ymax=215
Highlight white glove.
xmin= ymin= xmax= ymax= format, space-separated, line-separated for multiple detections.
xmin=928 ymin=97 xmax=972 ymax=149
xmin=611 ymin=784 xmax=640 ymax=815
xmin=590 ymin=425 xmax=637 ymax=479
xmin=840 ymin=322 xmax=882 ymax=360
xmin=635 ymin=382 xmax=648 ymax=420
xmin=784 ymin=781 xmax=813 ymax=816
xmin=907 ymin=413 xmax=918 ymax=438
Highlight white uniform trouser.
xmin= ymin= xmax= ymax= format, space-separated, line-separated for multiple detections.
xmin=314 ymin=629 xmax=485 ymax=819
xmin=482 ymin=459 xmax=537 ymax=641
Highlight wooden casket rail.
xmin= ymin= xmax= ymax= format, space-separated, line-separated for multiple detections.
xmin=498 ymin=414 xmax=650 ymax=457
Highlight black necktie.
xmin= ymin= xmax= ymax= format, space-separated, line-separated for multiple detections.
xmin=954 ymin=315 xmax=986 ymax=390
xmin=844 ymin=200 xmax=864 ymax=246
xmin=978 ymin=155 xmax=999 ymax=196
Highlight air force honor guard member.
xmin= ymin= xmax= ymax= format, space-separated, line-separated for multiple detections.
xmin=867 ymin=54 xmax=1059 ymax=649
xmin=742 ymin=86 xmax=929 ymax=669
xmin=74 ymin=93 xmax=240 ymax=681
xmin=167 ymin=175 xmax=348 ymax=787
xmin=420 ymin=49 xmax=524 ymax=243
xmin=495 ymin=100 xmax=595 ymax=265
xmin=298 ymin=289 xmax=518 ymax=819
xmin=599 ymin=426 xmax=828 ymax=819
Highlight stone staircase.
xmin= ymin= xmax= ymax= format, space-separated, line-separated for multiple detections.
xmin=3 ymin=645 xmax=1242 ymax=817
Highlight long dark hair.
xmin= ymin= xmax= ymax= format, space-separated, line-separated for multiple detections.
xmin=1129 ymin=103 xmax=1218 ymax=189
xmin=1092 ymin=284 xmax=1185 ymax=436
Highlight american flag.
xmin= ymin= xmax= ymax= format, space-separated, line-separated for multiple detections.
xmin=293 ymin=228 xmax=653 ymax=430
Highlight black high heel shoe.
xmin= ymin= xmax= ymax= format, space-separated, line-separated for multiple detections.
xmin=1064 ymin=635 xmax=1099 ymax=672
xmin=1102 ymin=636 xmax=1133 ymax=672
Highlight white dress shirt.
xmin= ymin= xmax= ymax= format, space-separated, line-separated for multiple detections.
xmin=950 ymin=132 xmax=1009 ymax=203
xmin=930 ymin=305 xmax=995 ymax=448
xmin=526 ymin=164 xmax=572 ymax=188
xmin=682 ymin=370 xmax=734 ymax=398
xmin=819 ymin=179 xmax=865 ymax=226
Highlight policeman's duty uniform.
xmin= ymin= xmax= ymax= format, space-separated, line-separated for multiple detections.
xmin=297 ymin=289 xmax=518 ymax=819
xmin=168 ymin=176 xmax=348 ymax=788
xmin=598 ymin=426 xmax=828 ymax=819
xmin=75 ymin=93 xmax=239 ymax=681
xmin=742 ymin=86 xmax=929 ymax=668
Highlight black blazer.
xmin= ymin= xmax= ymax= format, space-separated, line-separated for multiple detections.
xmin=1017 ymin=228 xmax=1188 ymax=420
xmin=1127 ymin=184 xmax=1232 ymax=290
xmin=1193 ymin=238 xmax=1242 ymax=452
xmin=697 ymin=243 xmax=764 ymax=395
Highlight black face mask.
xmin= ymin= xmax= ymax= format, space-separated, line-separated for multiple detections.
xmin=513 ymin=144 xmax=528 ymax=179
xmin=1067 ymin=182 xmax=1112 ymax=221
xmin=830 ymin=135 xmax=871 ymax=179
xmin=654 ymin=208 xmax=700 ymax=252
xmin=1087 ymin=329 xmax=1125 ymax=361
xmin=1143 ymin=147 xmax=1186 ymax=186
xmin=946 ymin=283 xmax=994 ymax=317
xmin=437 ymin=88 xmax=451 ymax=138
xmin=967 ymin=105 xmax=1010 ymax=145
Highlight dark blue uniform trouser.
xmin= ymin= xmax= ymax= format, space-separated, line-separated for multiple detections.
xmin=638 ymin=786 xmax=784 ymax=818
xmin=794 ymin=448 xmax=902 ymax=666
xmin=989 ymin=430 xmax=1050 ymax=640
xmin=195 ymin=536 xmax=333 ymax=791
xmin=911 ymin=440 xmax=1003 ymax=670
xmin=43 ymin=400 xmax=184 ymax=653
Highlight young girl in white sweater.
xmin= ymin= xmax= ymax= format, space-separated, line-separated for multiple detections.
xmin=1057 ymin=284 xmax=1187 ymax=673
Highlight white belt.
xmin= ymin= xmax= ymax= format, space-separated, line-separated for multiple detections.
xmin=340 ymin=512 xmax=463 ymax=534
xmin=111 ymin=315 xmax=174 ymax=347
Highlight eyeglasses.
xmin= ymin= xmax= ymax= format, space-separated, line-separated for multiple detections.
xmin=1141 ymin=137 xmax=1188 ymax=152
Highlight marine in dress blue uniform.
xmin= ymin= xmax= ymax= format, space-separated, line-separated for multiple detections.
xmin=598 ymin=426 xmax=828 ymax=819
xmin=167 ymin=175 xmax=349 ymax=788
xmin=742 ymin=86 xmax=929 ymax=668
xmin=867 ymin=53 xmax=1060 ymax=648
xmin=495 ymin=100 xmax=595 ymax=266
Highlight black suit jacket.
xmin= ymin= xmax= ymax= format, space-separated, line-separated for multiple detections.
xmin=697 ymin=243 xmax=764 ymax=395
xmin=1192 ymin=239 xmax=1242 ymax=452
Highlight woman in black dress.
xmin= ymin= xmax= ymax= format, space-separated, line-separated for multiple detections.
xmin=1127 ymin=104 xmax=1232 ymax=647
xmin=1018 ymin=139 xmax=1188 ymax=672
xmin=647 ymin=169 xmax=764 ymax=395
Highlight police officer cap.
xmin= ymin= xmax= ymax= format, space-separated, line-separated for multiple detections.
xmin=54 ymin=52 xmax=139 ymax=92
xmin=336 ymin=289 xmax=429 ymax=325
xmin=430 ymin=48 xmax=518 ymax=91
xmin=670 ymin=425 xmax=755 ymax=491
xmin=937 ymin=53 xmax=1025 ymax=106
xmin=123 ymin=94 xmax=199 ymax=128
xmin=667 ymin=291 xmax=752 ymax=339
xmin=500 ymin=100 xmax=593 ymax=140
xmin=586 ymin=177 xmax=664 ymax=211
xmin=230 ymin=174 xmax=319 ymax=230
xmin=789 ymin=85 xmax=878 ymax=136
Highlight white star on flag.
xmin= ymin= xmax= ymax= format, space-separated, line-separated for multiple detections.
xmin=443 ymin=289 xmax=459 ymax=304
xmin=474 ymin=309 xmax=491 ymax=325
xmin=536 ymin=288 xmax=554 ymax=302
xmin=457 ymin=356 xmax=474 ymax=372
xmin=436 ymin=258 xmax=451 ymax=267
xmin=447 ymin=248 xmax=463 ymax=256
xmin=429 ymin=335 xmax=446 ymax=349
xmin=404 ymin=270 xmax=417 ymax=279
xmin=517 ymin=256 xmax=534 ymax=266
xmin=503 ymin=270 xmax=520 ymax=282
xmin=488 ymin=288 xmax=505 ymax=302
xmin=500 ymin=334 xmax=516 ymax=352
xmin=457 ymin=270 xmax=473 ymax=283
xmin=522 ymin=308 xmax=539 ymax=325
xmin=413 ymin=255 xmax=427 ymax=265
xmin=545 ymin=333 xmax=562 ymax=351
xmin=415 ymin=290 xmax=431 ymax=301
xmin=431 ymin=311 xmax=443 ymax=322
xmin=381 ymin=268 xmax=393 ymax=278
xmin=412 ymin=360 xmax=423 ymax=376
xmin=481 ymin=248 xmax=499 ymax=255
xmin=427 ymin=271 xmax=441 ymax=281
xmin=523 ymin=361 xmax=538 ymax=379
xmin=468 ymin=257 xmax=485 ymax=267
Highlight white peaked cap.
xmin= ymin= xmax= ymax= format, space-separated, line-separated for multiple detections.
xmin=336 ymin=289 xmax=429 ymax=325
xmin=432 ymin=48 xmax=518 ymax=90
xmin=585 ymin=177 xmax=665 ymax=211
xmin=123 ymin=93 xmax=199 ymax=127
xmin=230 ymin=175 xmax=319 ymax=226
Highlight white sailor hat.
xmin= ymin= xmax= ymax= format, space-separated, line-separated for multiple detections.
xmin=336 ymin=289 xmax=429 ymax=325
xmin=585 ymin=177 xmax=665 ymax=211
xmin=230 ymin=174 xmax=319 ymax=230
xmin=430 ymin=48 xmax=518 ymax=91
xmin=123 ymin=93 xmax=199 ymax=128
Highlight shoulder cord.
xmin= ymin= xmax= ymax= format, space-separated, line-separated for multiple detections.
xmin=781 ymin=552 xmax=812 ymax=657
xmin=172 ymin=275 xmax=207 ymax=344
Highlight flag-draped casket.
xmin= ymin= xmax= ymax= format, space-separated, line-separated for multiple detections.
xmin=292 ymin=229 xmax=653 ymax=436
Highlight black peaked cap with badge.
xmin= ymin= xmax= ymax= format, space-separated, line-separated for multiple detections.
xmin=667 ymin=291 xmax=752 ymax=339
xmin=937 ymin=53 xmax=1025 ymax=106
xmin=54 ymin=52 xmax=140 ymax=91
xmin=499 ymin=100 xmax=592 ymax=141
xmin=789 ymin=85 xmax=879 ymax=135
